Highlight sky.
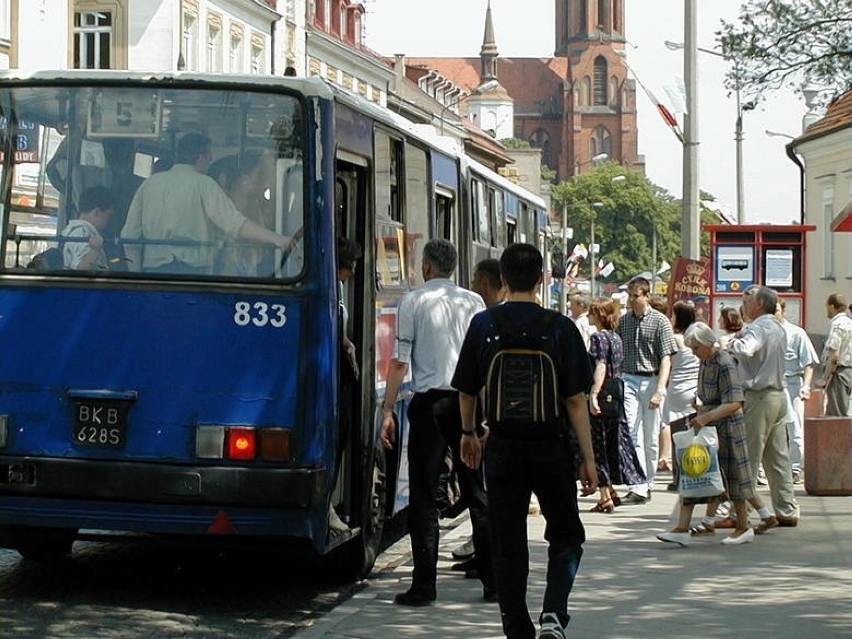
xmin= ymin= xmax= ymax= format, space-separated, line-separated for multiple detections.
xmin=363 ymin=0 xmax=806 ymax=225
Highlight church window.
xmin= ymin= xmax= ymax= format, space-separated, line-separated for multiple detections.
xmin=582 ymin=77 xmax=591 ymax=107
xmin=597 ymin=0 xmax=608 ymax=30
xmin=590 ymin=125 xmax=612 ymax=159
xmin=529 ymin=129 xmax=552 ymax=169
xmin=593 ymin=56 xmax=608 ymax=105
xmin=609 ymin=76 xmax=619 ymax=106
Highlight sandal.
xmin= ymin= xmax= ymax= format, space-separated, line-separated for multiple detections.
xmin=689 ymin=521 xmax=715 ymax=536
xmin=609 ymin=490 xmax=622 ymax=507
xmin=714 ymin=516 xmax=737 ymax=529
xmin=589 ymin=499 xmax=615 ymax=513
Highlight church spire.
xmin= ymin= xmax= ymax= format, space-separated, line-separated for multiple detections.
xmin=480 ymin=0 xmax=499 ymax=81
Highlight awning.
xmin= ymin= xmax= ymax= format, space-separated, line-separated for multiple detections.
xmin=831 ymin=200 xmax=852 ymax=232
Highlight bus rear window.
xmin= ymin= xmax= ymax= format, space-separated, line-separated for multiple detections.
xmin=0 ymin=84 xmax=306 ymax=280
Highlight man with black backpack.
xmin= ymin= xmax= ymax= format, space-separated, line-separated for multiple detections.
xmin=453 ymin=243 xmax=597 ymax=639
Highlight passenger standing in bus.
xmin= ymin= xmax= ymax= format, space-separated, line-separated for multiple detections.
xmin=328 ymin=236 xmax=362 ymax=533
xmin=120 ymin=133 xmax=293 ymax=275
xmin=61 ymin=186 xmax=113 ymax=270
xmin=379 ymin=239 xmax=496 ymax=606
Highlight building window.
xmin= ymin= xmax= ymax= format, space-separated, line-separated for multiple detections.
xmin=229 ymin=30 xmax=243 ymax=72
xmin=593 ymin=56 xmax=608 ymax=105
xmin=354 ymin=13 xmax=362 ymax=44
xmin=529 ymin=129 xmax=552 ymax=169
xmin=597 ymin=0 xmax=608 ymax=30
xmin=74 ymin=11 xmax=113 ymax=69
xmin=582 ymin=77 xmax=591 ymax=107
xmin=590 ymin=125 xmax=612 ymax=159
xmin=324 ymin=0 xmax=332 ymax=29
xmin=0 ymin=0 xmax=11 ymax=42
xmin=250 ymin=42 xmax=264 ymax=75
xmin=207 ymin=18 xmax=222 ymax=73
xmin=822 ymin=183 xmax=835 ymax=278
xmin=183 ymin=12 xmax=198 ymax=71
xmin=340 ymin=3 xmax=347 ymax=39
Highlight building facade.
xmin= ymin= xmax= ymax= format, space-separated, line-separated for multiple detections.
xmin=793 ymin=89 xmax=852 ymax=336
xmin=402 ymin=0 xmax=644 ymax=181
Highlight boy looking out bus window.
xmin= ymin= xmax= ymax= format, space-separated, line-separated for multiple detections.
xmin=61 ymin=185 xmax=113 ymax=270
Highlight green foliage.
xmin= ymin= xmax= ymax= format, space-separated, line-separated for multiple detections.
xmin=718 ymin=0 xmax=852 ymax=104
xmin=541 ymin=164 xmax=557 ymax=184
xmin=498 ymin=137 xmax=532 ymax=149
xmin=551 ymin=163 xmax=713 ymax=284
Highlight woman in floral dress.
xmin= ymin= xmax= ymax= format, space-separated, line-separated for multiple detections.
xmin=587 ymin=298 xmax=645 ymax=512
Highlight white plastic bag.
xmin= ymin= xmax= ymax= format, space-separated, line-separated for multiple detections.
xmin=673 ymin=425 xmax=725 ymax=498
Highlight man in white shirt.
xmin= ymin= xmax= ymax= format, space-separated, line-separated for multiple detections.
xmin=379 ymin=239 xmax=494 ymax=606
xmin=568 ymin=293 xmax=596 ymax=351
xmin=816 ymin=293 xmax=852 ymax=416
xmin=121 ymin=133 xmax=293 ymax=275
xmin=776 ymin=299 xmax=819 ymax=482
xmin=61 ymin=186 xmax=112 ymax=270
xmin=728 ymin=285 xmax=799 ymax=531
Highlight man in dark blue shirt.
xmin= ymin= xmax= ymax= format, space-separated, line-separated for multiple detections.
xmin=453 ymin=243 xmax=597 ymax=639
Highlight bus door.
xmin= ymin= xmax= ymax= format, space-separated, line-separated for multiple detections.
xmin=333 ymin=151 xmax=369 ymax=524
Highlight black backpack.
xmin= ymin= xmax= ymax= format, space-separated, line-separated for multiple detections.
xmin=485 ymin=306 xmax=563 ymax=426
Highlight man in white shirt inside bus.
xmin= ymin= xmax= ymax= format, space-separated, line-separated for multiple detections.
xmin=121 ymin=133 xmax=293 ymax=275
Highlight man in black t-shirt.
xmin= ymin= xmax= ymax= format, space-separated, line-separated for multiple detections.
xmin=452 ymin=243 xmax=597 ymax=639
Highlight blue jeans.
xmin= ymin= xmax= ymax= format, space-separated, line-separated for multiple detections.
xmin=484 ymin=430 xmax=585 ymax=639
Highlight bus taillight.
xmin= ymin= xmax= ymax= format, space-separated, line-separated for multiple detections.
xmin=226 ymin=428 xmax=256 ymax=460
xmin=260 ymin=428 xmax=290 ymax=462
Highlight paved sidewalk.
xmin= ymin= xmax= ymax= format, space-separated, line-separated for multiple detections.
xmin=296 ymin=479 xmax=852 ymax=639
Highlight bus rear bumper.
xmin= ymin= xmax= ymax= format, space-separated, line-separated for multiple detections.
xmin=0 ymin=457 xmax=327 ymax=536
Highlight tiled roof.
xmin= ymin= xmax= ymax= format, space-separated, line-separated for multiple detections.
xmin=406 ymin=57 xmax=569 ymax=111
xmin=799 ymin=89 xmax=852 ymax=141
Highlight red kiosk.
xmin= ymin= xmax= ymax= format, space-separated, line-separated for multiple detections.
xmin=704 ymin=224 xmax=816 ymax=329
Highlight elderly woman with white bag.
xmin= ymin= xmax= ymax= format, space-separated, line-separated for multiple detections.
xmin=656 ymin=322 xmax=773 ymax=547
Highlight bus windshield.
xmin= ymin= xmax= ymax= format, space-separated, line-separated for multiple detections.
xmin=0 ymin=83 xmax=306 ymax=280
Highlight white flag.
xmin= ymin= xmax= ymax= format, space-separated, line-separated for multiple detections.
xmin=600 ymin=261 xmax=615 ymax=277
xmin=657 ymin=260 xmax=672 ymax=275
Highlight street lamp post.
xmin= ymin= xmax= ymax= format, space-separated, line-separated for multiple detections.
xmin=666 ymin=38 xmax=749 ymax=224
xmin=439 ymin=79 xmax=499 ymax=135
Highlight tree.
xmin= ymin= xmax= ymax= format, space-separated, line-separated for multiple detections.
xmin=551 ymin=164 xmax=714 ymax=285
xmin=718 ymin=0 xmax=852 ymax=104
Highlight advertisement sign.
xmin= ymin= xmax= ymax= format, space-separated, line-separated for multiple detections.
xmin=0 ymin=117 xmax=40 ymax=163
xmin=668 ymin=256 xmax=711 ymax=322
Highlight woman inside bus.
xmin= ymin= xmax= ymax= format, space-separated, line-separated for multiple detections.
xmin=209 ymin=151 xmax=275 ymax=276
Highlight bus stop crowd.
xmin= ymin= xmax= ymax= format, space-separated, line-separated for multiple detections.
xmin=376 ymin=237 xmax=852 ymax=639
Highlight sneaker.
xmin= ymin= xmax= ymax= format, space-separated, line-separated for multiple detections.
xmin=757 ymin=467 xmax=769 ymax=486
xmin=792 ymin=469 xmax=804 ymax=484
xmin=451 ymin=537 xmax=475 ymax=560
xmin=538 ymin=612 xmax=566 ymax=639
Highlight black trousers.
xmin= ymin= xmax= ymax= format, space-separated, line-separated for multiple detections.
xmin=406 ymin=390 xmax=494 ymax=594
xmin=485 ymin=430 xmax=585 ymax=639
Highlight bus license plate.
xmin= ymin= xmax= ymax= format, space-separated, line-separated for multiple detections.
xmin=72 ymin=400 xmax=129 ymax=449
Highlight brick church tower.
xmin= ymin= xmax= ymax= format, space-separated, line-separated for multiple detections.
xmin=550 ymin=0 xmax=641 ymax=179
xmin=402 ymin=0 xmax=643 ymax=181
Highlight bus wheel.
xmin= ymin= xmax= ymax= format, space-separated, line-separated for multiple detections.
xmin=335 ymin=447 xmax=387 ymax=580
xmin=3 ymin=526 xmax=77 ymax=561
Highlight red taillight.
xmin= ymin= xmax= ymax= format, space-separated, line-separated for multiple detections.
xmin=226 ymin=428 xmax=257 ymax=460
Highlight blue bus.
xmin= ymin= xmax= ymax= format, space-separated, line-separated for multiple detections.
xmin=0 ymin=71 xmax=546 ymax=578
